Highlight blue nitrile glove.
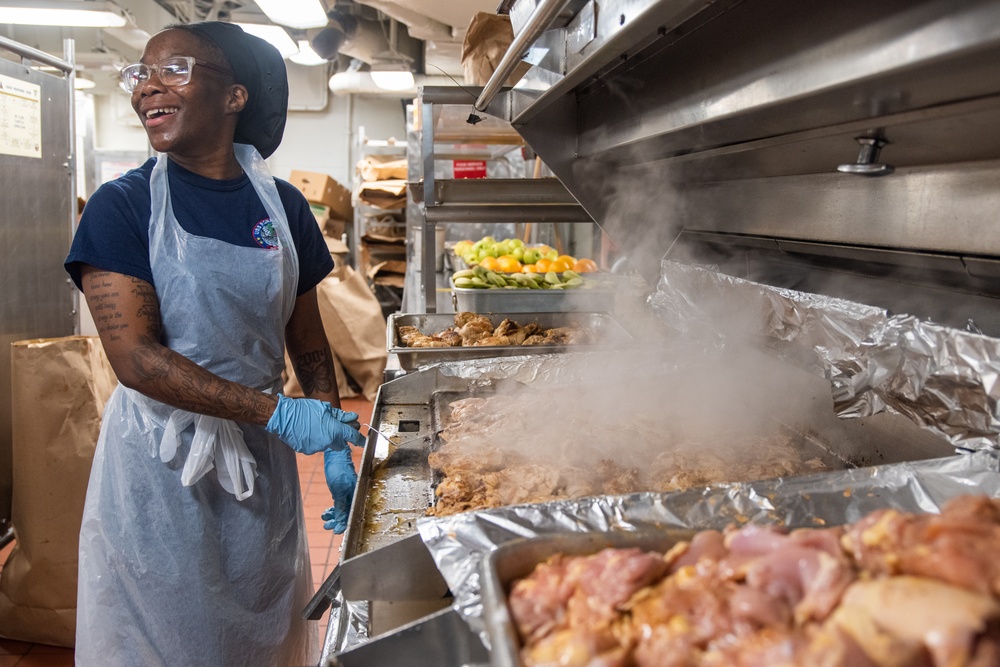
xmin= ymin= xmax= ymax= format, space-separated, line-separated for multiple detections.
xmin=322 ymin=447 xmax=357 ymax=533
xmin=265 ymin=395 xmax=364 ymax=455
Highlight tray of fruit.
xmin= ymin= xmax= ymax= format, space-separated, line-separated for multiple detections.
xmin=450 ymin=265 xmax=616 ymax=313
xmin=450 ymin=237 xmax=599 ymax=275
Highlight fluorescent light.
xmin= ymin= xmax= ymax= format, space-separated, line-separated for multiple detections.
xmin=369 ymin=53 xmax=414 ymax=91
xmin=0 ymin=0 xmax=127 ymax=27
xmin=251 ymin=0 xmax=327 ymax=30
xmin=289 ymin=40 xmax=326 ymax=66
xmin=235 ymin=23 xmax=298 ymax=59
xmin=370 ymin=69 xmax=414 ymax=91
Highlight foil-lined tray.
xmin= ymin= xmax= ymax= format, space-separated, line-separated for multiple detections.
xmin=387 ymin=311 xmax=632 ymax=371
xmin=417 ymin=450 xmax=1000 ymax=653
xmin=648 ymin=260 xmax=1000 ymax=450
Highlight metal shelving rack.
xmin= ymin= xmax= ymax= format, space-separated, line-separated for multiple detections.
xmin=349 ymin=125 xmax=407 ymax=269
xmin=353 ymin=126 xmax=408 ymax=315
xmin=404 ymin=87 xmax=597 ymax=313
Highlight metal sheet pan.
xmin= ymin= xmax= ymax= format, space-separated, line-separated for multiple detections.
xmin=451 ymin=278 xmax=616 ymax=313
xmin=387 ymin=311 xmax=633 ymax=371
xmin=482 ymin=531 xmax=696 ymax=667
xmin=419 ymin=450 xmax=1000 ymax=659
xmin=340 ymin=371 xmax=856 ymax=602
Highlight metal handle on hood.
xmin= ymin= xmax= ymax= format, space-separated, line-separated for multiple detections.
xmin=473 ymin=0 xmax=574 ymax=114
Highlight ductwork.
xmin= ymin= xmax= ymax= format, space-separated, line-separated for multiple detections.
xmin=309 ymin=11 xmax=422 ymax=65
xmin=350 ymin=0 xmax=454 ymax=42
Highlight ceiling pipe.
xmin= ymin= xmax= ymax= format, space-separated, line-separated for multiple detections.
xmin=350 ymin=0 xmax=453 ymax=42
xmin=310 ymin=12 xmax=389 ymax=64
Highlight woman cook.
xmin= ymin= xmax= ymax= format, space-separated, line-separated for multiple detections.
xmin=65 ymin=21 xmax=360 ymax=665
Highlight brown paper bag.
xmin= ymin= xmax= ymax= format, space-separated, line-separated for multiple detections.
xmin=316 ymin=267 xmax=387 ymax=402
xmin=358 ymin=180 xmax=407 ymax=210
xmin=462 ymin=13 xmax=531 ymax=86
xmin=356 ymin=155 xmax=408 ymax=182
xmin=0 ymin=336 xmax=117 ymax=647
xmin=282 ymin=266 xmax=387 ymax=402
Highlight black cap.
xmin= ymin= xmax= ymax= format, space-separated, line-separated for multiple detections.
xmin=185 ymin=21 xmax=289 ymax=158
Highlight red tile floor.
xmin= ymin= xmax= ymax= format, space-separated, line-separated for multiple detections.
xmin=0 ymin=396 xmax=373 ymax=666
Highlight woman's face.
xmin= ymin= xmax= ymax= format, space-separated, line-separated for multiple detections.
xmin=131 ymin=29 xmax=241 ymax=156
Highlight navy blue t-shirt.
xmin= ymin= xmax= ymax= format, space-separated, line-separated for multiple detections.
xmin=65 ymin=157 xmax=334 ymax=295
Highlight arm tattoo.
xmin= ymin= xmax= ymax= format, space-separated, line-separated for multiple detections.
xmin=131 ymin=334 xmax=276 ymax=423
xmin=85 ymin=271 xmax=129 ymax=342
xmin=85 ymin=270 xmax=277 ymax=424
xmin=294 ymin=347 xmax=335 ymax=396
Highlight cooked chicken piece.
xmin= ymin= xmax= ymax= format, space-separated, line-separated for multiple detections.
xmin=523 ymin=322 xmax=543 ymax=337
xmin=522 ymin=334 xmax=555 ymax=346
xmin=410 ymin=337 xmax=451 ymax=348
xmin=595 ymin=460 xmax=643 ymax=495
xmin=494 ymin=318 xmax=528 ymax=345
xmin=458 ymin=319 xmax=494 ymax=345
xmin=543 ymin=326 xmax=592 ymax=345
xmin=454 ymin=311 xmax=491 ymax=328
xmin=398 ymin=325 xmax=424 ymax=345
xmin=437 ymin=329 xmax=462 ymax=347
xmin=473 ymin=335 xmax=516 ymax=346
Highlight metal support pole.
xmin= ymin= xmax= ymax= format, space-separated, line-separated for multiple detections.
xmin=473 ymin=0 xmax=572 ymax=113
xmin=421 ymin=101 xmax=437 ymax=313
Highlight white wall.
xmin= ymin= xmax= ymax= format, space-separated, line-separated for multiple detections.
xmin=268 ymin=95 xmax=408 ymax=186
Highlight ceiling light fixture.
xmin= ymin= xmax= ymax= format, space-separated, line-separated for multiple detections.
xmin=368 ymin=19 xmax=414 ymax=92
xmin=235 ymin=23 xmax=298 ymax=59
xmin=0 ymin=0 xmax=127 ymax=27
xmin=251 ymin=0 xmax=327 ymax=30
xmin=289 ymin=40 xmax=326 ymax=66
xmin=369 ymin=57 xmax=414 ymax=91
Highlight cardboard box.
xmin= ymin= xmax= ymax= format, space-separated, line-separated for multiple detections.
xmin=290 ymin=170 xmax=353 ymax=220
xmin=310 ymin=203 xmax=347 ymax=240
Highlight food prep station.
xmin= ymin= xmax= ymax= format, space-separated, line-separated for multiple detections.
xmin=316 ymin=0 xmax=1000 ymax=664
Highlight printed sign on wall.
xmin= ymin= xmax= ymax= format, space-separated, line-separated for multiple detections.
xmin=0 ymin=74 xmax=42 ymax=158
xmin=453 ymin=159 xmax=487 ymax=179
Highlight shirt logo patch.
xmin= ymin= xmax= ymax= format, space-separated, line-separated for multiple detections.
xmin=252 ymin=218 xmax=279 ymax=249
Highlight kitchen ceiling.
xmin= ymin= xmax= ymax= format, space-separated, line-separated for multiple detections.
xmin=0 ymin=0 xmax=506 ymax=93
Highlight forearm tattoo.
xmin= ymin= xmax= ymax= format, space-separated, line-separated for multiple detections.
xmin=86 ymin=271 xmax=276 ymax=424
xmin=294 ymin=347 xmax=335 ymax=396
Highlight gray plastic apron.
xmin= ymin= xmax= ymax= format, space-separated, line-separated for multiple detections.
xmin=76 ymin=145 xmax=318 ymax=666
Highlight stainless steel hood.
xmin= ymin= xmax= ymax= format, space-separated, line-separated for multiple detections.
xmin=479 ymin=0 xmax=1000 ymax=335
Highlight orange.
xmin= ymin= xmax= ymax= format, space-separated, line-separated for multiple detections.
xmin=497 ymin=255 xmax=522 ymax=272
xmin=479 ymin=256 xmax=501 ymax=271
xmin=535 ymin=257 xmax=553 ymax=272
xmin=557 ymin=254 xmax=577 ymax=266
xmin=535 ymin=244 xmax=553 ymax=255
xmin=573 ymin=258 xmax=598 ymax=273
xmin=521 ymin=264 xmax=537 ymax=273
xmin=548 ymin=259 xmax=572 ymax=273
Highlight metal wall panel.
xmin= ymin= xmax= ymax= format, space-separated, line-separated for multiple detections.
xmin=0 ymin=57 xmax=75 ymax=535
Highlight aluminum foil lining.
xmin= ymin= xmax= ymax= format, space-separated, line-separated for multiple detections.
xmin=417 ymin=450 xmax=1000 ymax=648
xmin=325 ymin=594 xmax=369 ymax=657
xmin=647 ymin=260 xmax=1000 ymax=450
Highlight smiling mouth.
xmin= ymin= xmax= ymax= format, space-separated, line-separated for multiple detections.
xmin=145 ymin=107 xmax=178 ymax=120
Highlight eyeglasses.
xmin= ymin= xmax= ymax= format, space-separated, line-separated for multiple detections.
xmin=120 ymin=56 xmax=233 ymax=93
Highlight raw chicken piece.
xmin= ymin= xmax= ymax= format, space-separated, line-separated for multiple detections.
xmin=815 ymin=576 xmax=1000 ymax=667
xmin=842 ymin=496 xmax=1000 ymax=597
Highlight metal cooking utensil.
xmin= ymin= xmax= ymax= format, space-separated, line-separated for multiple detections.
xmin=362 ymin=423 xmax=426 ymax=455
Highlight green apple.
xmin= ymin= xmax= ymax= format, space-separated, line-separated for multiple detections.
xmin=512 ymin=247 xmax=525 ymax=261
xmin=522 ymin=248 xmax=540 ymax=265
